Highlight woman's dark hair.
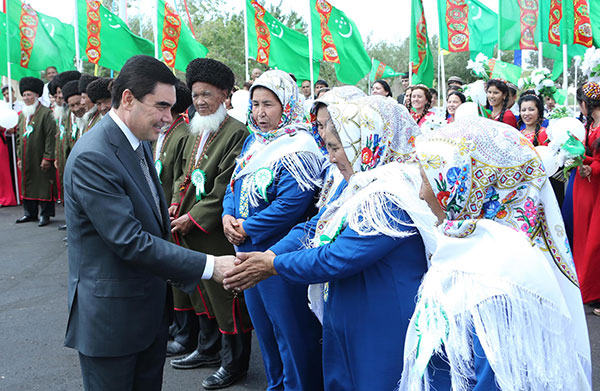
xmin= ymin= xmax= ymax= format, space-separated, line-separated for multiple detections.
xmin=404 ymin=87 xmax=413 ymax=110
xmin=445 ymin=91 xmax=466 ymax=119
xmin=374 ymin=80 xmax=392 ymax=97
xmin=412 ymin=84 xmax=433 ymax=124
xmin=517 ymin=94 xmax=545 ymax=146
xmin=486 ymin=79 xmax=510 ymax=123
xmin=316 ymin=87 xmax=331 ymax=99
xmin=112 ymin=55 xmax=179 ymax=108
xmin=577 ymin=84 xmax=600 ymax=153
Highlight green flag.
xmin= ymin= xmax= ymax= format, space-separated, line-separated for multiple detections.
xmin=369 ymin=59 xmax=402 ymax=82
xmin=76 ymin=0 xmax=154 ymax=71
xmin=410 ymin=0 xmax=434 ymax=86
xmin=247 ymin=0 xmax=319 ymax=82
xmin=0 ymin=13 xmax=40 ymax=79
xmin=310 ymin=0 xmax=370 ymax=85
xmin=437 ymin=0 xmax=498 ymax=59
xmin=498 ymin=0 xmax=543 ymax=51
xmin=561 ymin=0 xmax=600 ymax=48
xmin=488 ymin=58 xmax=522 ymax=84
xmin=6 ymin=0 xmax=75 ymax=73
xmin=157 ymin=0 xmax=208 ymax=72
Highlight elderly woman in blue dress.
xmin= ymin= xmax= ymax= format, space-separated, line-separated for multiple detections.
xmin=221 ymin=70 xmax=326 ymax=390
xmin=399 ymin=117 xmax=591 ymax=390
xmin=224 ymin=96 xmax=447 ymax=390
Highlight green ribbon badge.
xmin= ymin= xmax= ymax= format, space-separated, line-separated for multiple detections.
xmin=254 ymin=167 xmax=274 ymax=202
xmin=59 ymin=124 xmax=65 ymax=141
xmin=24 ymin=124 xmax=34 ymax=138
xmin=191 ymin=169 xmax=207 ymax=201
xmin=154 ymin=160 xmax=163 ymax=184
xmin=71 ymin=123 xmax=78 ymax=140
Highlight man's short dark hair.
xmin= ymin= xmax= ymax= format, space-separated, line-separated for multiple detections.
xmin=45 ymin=66 xmax=57 ymax=72
xmin=315 ymin=79 xmax=328 ymax=88
xmin=112 ymin=55 xmax=179 ymax=108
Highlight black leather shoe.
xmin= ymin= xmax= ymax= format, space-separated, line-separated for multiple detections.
xmin=38 ymin=216 xmax=50 ymax=227
xmin=202 ymin=367 xmax=247 ymax=390
xmin=170 ymin=350 xmax=221 ymax=370
xmin=16 ymin=215 xmax=36 ymax=223
xmin=166 ymin=340 xmax=193 ymax=357
xmin=57 ymin=224 xmax=67 ymax=231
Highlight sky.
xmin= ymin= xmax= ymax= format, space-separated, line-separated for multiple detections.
xmin=21 ymin=0 xmax=499 ymax=44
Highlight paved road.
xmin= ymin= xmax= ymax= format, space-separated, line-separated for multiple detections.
xmin=0 ymin=204 xmax=598 ymax=390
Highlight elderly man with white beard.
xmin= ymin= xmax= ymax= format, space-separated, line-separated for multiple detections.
xmin=15 ymin=77 xmax=57 ymax=226
xmin=168 ymin=58 xmax=252 ymax=390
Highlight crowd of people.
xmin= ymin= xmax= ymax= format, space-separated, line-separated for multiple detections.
xmin=0 ymin=54 xmax=597 ymax=391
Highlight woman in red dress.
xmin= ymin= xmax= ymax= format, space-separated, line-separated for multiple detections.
xmin=486 ymin=79 xmax=518 ymax=128
xmin=0 ymin=126 xmax=18 ymax=206
xmin=410 ymin=84 xmax=434 ymax=127
xmin=445 ymin=91 xmax=465 ymax=123
xmin=517 ymin=93 xmax=548 ymax=146
xmin=573 ymin=82 xmax=600 ymax=308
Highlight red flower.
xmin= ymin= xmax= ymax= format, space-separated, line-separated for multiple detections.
xmin=361 ymin=147 xmax=373 ymax=164
xmin=437 ymin=191 xmax=450 ymax=209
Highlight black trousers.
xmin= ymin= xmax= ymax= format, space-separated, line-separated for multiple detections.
xmin=197 ymin=314 xmax=252 ymax=374
xmin=172 ymin=309 xmax=199 ymax=348
xmin=23 ymin=199 xmax=55 ymax=218
xmin=78 ymin=309 xmax=169 ymax=391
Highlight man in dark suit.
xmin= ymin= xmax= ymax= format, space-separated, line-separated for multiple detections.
xmin=63 ymin=55 xmax=235 ymax=390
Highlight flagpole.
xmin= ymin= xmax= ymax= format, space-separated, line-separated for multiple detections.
xmin=307 ymin=0 xmax=315 ymax=99
xmin=368 ymin=57 xmax=373 ymax=92
xmin=73 ymin=0 xmax=82 ymax=71
xmin=5 ymin=0 xmax=20 ymax=205
xmin=574 ymin=59 xmax=578 ymax=113
xmin=440 ymin=50 xmax=446 ymax=107
xmin=538 ymin=42 xmax=543 ymax=69
xmin=153 ymin=0 xmax=159 ymax=59
xmin=243 ymin=0 xmax=249 ymax=81
xmin=562 ymin=44 xmax=568 ymax=91
xmin=408 ymin=61 xmax=412 ymax=85
xmin=437 ymin=49 xmax=441 ymax=107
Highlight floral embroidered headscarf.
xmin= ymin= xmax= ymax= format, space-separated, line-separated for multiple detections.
xmin=248 ymin=70 xmax=305 ymax=138
xmin=327 ymin=95 xmax=420 ymax=174
xmin=416 ymin=116 xmax=578 ymax=285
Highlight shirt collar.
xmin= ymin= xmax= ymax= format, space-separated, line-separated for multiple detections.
xmin=109 ymin=109 xmax=140 ymax=151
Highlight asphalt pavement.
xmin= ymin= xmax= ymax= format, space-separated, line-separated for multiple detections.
xmin=0 ymin=204 xmax=598 ymax=390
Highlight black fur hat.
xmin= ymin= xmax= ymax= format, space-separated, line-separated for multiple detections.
xmin=78 ymin=74 xmax=97 ymax=94
xmin=86 ymin=77 xmax=112 ymax=103
xmin=56 ymin=70 xmax=81 ymax=89
xmin=62 ymin=80 xmax=81 ymax=102
xmin=173 ymin=81 xmax=193 ymax=114
xmin=185 ymin=58 xmax=234 ymax=92
xmin=19 ymin=77 xmax=44 ymax=96
xmin=48 ymin=78 xmax=59 ymax=96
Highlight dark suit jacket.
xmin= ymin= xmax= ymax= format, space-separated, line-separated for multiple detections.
xmin=63 ymin=114 xmax=207 ymax=357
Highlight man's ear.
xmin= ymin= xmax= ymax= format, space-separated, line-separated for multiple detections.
xmin=121 ymin=89 xmax=135 ymax=110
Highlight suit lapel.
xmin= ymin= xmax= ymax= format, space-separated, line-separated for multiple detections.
xmin=105 ymin=117 xmax=165 ymax=228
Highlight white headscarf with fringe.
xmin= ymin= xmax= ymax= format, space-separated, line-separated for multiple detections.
xmin=311 ymin=86 xmax=367 ymax=209
xmin=307 ymin=96 xmax=438 ymax=322
xmin=399 ymin=117 xmax=591 ymax=391
xmin=231 ymin=70 xmax=325 ymax=207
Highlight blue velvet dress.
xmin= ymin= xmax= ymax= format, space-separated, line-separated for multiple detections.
xmin=270 ymin=183 xmax=429 ymax=391
xmin=222 ymin=136 xmax=323 ymax=391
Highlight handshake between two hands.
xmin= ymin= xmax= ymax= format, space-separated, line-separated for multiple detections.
xmin=212 ymin=251 xmax=277 ymax=291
